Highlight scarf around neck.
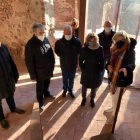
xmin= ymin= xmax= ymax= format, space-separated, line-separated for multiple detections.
xmin=109 ymin=43 xmax=128 ymax=94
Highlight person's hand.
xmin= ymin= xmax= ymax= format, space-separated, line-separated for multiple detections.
xmin=31 ymin=79 xmax=36 ymax=82
xmin=107 ymin=65 xmax=113 ymax=73
xmin=119 ymin=68 xmax=127 ymax=77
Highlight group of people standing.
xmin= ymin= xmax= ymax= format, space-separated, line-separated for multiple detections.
xmin=0 ymin=19 xmax=136 ymax=129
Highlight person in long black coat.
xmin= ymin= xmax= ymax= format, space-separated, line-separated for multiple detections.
xmin=104 ymin=31 xmax=136 ymax=125
xmin=0 ymin=43 xmax=25 ymax=129
xmin=79 ymin=32 xmax=104 ymax=108
xmin=25 ymin=23 xmax=55 ymax=110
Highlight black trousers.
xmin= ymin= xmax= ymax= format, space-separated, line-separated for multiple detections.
xmin=82 ymin=85 xmax=98 ymax=99
xmin=36 ymin=78 xmax=50 ymax=103
xmin=0 ymin=96 xmax=16 ymax=121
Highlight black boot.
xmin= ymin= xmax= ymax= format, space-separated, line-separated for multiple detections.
xmin=69 ymin=91 xmax=75 ymax=98
xmin=45 ymin=94 xmax=56 ymax=99
xmin=62 ymin=91 xmax=67 ymax=97
xmin=39 ymin=102 xmax=44 ymax=110
xmin=81 ymin=98 xmax=86 ymax=106
xmin=0 ymin=119 xmax=10 ymax=129
xmin=11 ymin=108 xmax=25 ymax=114
xmin=90 ymin=98 xmax=95 ymax=108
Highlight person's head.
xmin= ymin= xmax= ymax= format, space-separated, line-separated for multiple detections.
xmin=72 ymin=18 xmax=79 ymax=29
xmin=85 ymin=32 xmax=99 ymax=48
xmin=112 ymin=30 xmax=130 ymax=49
xmin=103 ymin=21 xmax=112 ymax=34
xmin=64 ymin=25 xmax=73 ymax=41
xmin=32 ymin=23 xmax=45 ymax=41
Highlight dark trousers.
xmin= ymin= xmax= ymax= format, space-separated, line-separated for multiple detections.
xmin=0 ymin=96 xmax=16 ymax=121
xmin=62 ymin=69 xmax=76 ymax=93
xmin=102 ymin=57 xmax=110 ymax=84
xmin=36 ymin=79 xmax=50 ymax=103
xmin=82 ymin=86 xmax=98 ymax=99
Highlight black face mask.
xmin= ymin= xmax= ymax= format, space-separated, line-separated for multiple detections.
xmin=72 ymin=22 xmax=76 ymax=26
xmin=116 ymin=41 xmax=125 ymax=49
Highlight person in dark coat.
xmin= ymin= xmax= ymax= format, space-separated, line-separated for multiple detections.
xmin=104 ymin=31 xmax=136 ymax=125
xmin=98 ymin=21 xmax=115 ymax=85
xmin=79 ymin=32 xmax=104 ymax=107
xmin=25 ymin=23 xmax=55 ymax=110
xmin=55 ymin=25 xmax=82 ymax=98
xmin=0 ymin=43 xmax=25 ymax=129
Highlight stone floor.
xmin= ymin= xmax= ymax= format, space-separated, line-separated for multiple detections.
xmin=0 ymin=58 xmax=140 ymax=140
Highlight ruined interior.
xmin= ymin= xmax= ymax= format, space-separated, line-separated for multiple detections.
xmin=0 ymin=0 xmax=140 ymax=140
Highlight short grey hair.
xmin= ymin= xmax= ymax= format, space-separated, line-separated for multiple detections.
xmin=32 ymin=23 xmax=45 ymax=33
xmin=64 ymin=25 xmax=72 ymax=33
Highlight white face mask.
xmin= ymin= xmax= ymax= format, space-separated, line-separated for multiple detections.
xmin=104 ymin=27 xmax=112 ymax=33
xmin=38 ymin=35 xmax=45 ymax=42
xmin=65 ymin=35 xmax=72 ymax=41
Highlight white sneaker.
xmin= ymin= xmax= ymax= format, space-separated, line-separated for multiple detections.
xmin=104 ymin=107 xmax=113 ymax=113
xmin=106 ymin=116 xmax=115 ymax=125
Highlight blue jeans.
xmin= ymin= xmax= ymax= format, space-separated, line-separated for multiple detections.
xmin=102 ymin=57 xmax=110 ymax=84
xmin=62 ymin=69 xmax=76 ymax=93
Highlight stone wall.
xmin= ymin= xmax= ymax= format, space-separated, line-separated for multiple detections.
xmin=54 ymin=0 xmax=80 ymax=29
xmin=0 ymin=0 xmax=79 ymax=59
xmin=0 ymin=0 xmax=46 ymax=59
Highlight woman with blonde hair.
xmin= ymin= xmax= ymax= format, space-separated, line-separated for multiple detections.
xmin=105 ymin=30 xmax=137 ymax=124
xmin=79 ymin=32 xmax=104 ymax=107
xmin=71 ymin=18 xmax=79 ymax=38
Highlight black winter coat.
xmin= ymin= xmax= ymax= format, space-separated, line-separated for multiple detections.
xmin=79 ymin=45 xmax=105 ymax=88
xmin=74 ymin=28 xmax=79 ymax=38
xmin=98 ymin=30 xmax=115 ymax=58
xmin=55 ymin=35 xmax=82 ymax=71
xmin=0 ymin=44 xmax=19 ymax=99
xmin=25 ymin=35 xmax=55 ymax=80
xmin=105 ymin=38 xmax=137 ymax=87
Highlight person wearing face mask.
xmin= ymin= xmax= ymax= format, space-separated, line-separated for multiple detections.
xmin=71 ymin=18 xmax=79 ymax=38
xmin=55 ymin=25 xmax=82 ymax=98
xmin=98 ymin=21 xmax=116 ymax=85
xmin=79 ymin=32 xmax=104 ymax=107
xmin=0 ymin=42 xmax=25 ymax=129
xmin=25 ymin=23 xmax=55 ymax=110
xmin=105 ymin=31 xmax=136 ymax=125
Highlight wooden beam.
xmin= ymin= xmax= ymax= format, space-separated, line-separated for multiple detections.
xmin=114 ymin=0 xmax=121 ymax=31
xmin=79 ymin=0 xmax=88 ymax=46
xmin=111 ymin=88 xmax=124 ymax=134
xmin=30 ymin=102 xmax=43 ymax=140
